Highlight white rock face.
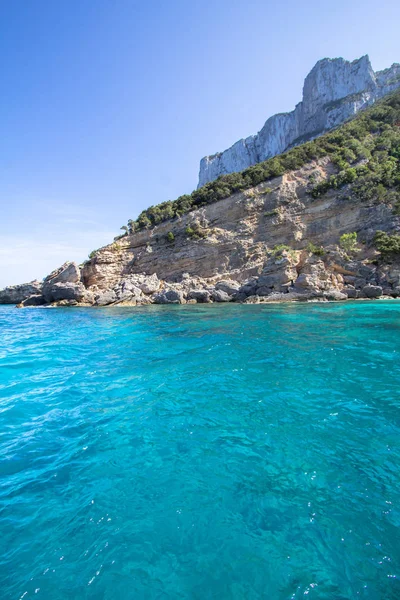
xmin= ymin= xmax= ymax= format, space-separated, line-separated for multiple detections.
xmin=198 ymin=55 xmax=400 ymax=187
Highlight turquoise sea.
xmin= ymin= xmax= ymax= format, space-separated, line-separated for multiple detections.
xmin=1 ymin=302 xmax=400 ymax=599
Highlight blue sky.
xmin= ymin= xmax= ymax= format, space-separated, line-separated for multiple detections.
xmin=1 ymin=0 xmax=400 ymax=287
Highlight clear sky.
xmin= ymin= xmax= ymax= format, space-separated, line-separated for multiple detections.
xmin=1 ymin=0 xmax=399 ymax=287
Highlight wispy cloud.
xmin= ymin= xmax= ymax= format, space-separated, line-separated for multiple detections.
xmin=0 ymin=228 xmax=116 ymax=288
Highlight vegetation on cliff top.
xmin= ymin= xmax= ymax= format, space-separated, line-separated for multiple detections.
xmin=119 ymin=90 xmax=400 ymax=235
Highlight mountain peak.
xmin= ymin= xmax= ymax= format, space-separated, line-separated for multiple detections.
xmin=198 ymin=55 xmax=398 ymax=188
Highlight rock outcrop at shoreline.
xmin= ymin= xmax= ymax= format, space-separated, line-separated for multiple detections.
xmin=0 ymin=281 xmax=43 ymax=305
xmin=198 ymin=55 xmax=400 ymax=187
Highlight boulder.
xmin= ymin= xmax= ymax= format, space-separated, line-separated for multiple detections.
xmin=137 ymin=296 xmax=153 ymax=305
xmin=154 ymin=289 xmax=185 ymax=304
xmin=116 ymin=290 xmax=135 ymax=302
xmin=42 ymin=262 xmax=81 ymax=302
xmin=382 ymin=287 xmax=395 ymax=297
xmin=362 ymin=284 xmax=383 ymax=299
xmin=43 ymin=262 xmax=80 ymax=286
xmin=233 ymin=292 xmax=249 ymax=303
xmin=353 ymin=278 xmax=367 ymax=289
xmin=0 ymin=281 xmax=42 ymax=304
xmin=95 ymin=290 xmax=118 ymax=306
xmin=392 ymin=286 xmax=400 ymax=297
xmin=20 ymin=295 xmax=46 ymax=307
xmin=254 ymin=286 xmax=272 ymax=297
xmin=256 ymin=253 xmax=298 ymax=293
xmin=343 ymin=275 xmax=357 ymax=285
xmin=359 ymin=265 xmax=376 ymax=279
xmin=342 ymin=286 xmax=358 ymax=299
xmin=323 ymin=290 xmax=348 ymax=301
xmin=387 ymin=267 xmax=400 ymax=287
xmin=215 ymin=280 xmax=241 ymax=295
xmin=251 ymin=291 xmax=313 ymax=303
xmin=46 ymin=282 xmax=86 ymax=303
xmin=211 ymin=289 xmax=231 ymax=302
xmin=139 ymin=274 xmax=160 ymax=294
xmin=238 ymin=280 xmax=258 ymax=297
xmin=120 ymin=280 xmax=142 ymax=296
xmin=293 ymin=273 xmax=315 ymax=290
xmin=293 ymin=257 xmax=333 ymax=294
xmin=188 ymin=290 xmax=211 ymax=303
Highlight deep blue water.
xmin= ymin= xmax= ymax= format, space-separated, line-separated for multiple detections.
xmin=1 ymin=302 xmax=400 ymax=599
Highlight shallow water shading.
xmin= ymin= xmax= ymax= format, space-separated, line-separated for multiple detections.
xmin=0 ymin=302 xmax=400 ymax=599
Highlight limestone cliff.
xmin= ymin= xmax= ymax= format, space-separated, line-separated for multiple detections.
xmin=2 ymin=80 xmax=400 ymax=308
xmin=4 ymin=155 xmax=398 ymax=308
xmin=198 ymin=56 xmax=400 ymax=187
xmin=76 ymin=157 xmax=400 ymax=303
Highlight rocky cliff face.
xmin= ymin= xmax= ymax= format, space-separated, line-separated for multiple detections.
xmin=79 ymin=157 xmax=400 ymax=303
xmin=2 ymin=73 xmax=400 ymax=309
xmin=198 ymin=56 xmax=400 ymax=187
xmin=3 ymin=156 xmax=398 ymax=308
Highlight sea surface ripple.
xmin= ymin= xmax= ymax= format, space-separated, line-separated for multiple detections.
xmin=0 ymin=302 xmax=400 ymax=599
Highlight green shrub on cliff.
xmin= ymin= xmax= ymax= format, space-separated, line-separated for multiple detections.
xmin=272 ymin=244 xmax=291 ymax=256
xmin=340 ymin=232 xmax=358 ymax=255
xmin=374 ymin=230 xmax=400 ymax=257
xmin=185 ymin=224 xmax=206 ymax=239
xmin=127 ymin=219 xmax=136 ymax=234
xmin=307 ymin=242 xmax=325 ymax=256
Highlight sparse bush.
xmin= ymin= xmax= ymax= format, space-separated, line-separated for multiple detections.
xmin=307 ymin=242 xmax=325 ymax=256
xmin=167 ymin=231 xmax=175 ymax=243
xmin=127 ymin=219 xmax=136 ymax=234
xmin=339 ymin=232 xmax=358 ymax=255
xmin=185 ymin=224 xmax=207 ymax=240
xmin=272 ymin=244 xmax=291 ymax=256
xmin=374 ymin=230 xmax=400 ymax=257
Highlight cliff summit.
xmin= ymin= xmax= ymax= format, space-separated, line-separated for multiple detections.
xmin=198 ymin=55 xmax=400 ymax=187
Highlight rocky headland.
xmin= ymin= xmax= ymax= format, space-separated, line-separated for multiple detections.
xmin=2 ymin=59 xmax=400 ymax=309
xmin=3 ymin=156 xmax=400 ymax=308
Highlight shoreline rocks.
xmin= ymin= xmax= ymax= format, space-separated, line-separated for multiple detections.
xmin=8 ymin=248 xmax=400 ymax=309
xmin=5 ymin=243 xmax=400 ymax=309
xmin=0 ymin=280 xmax=42 ymax=305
